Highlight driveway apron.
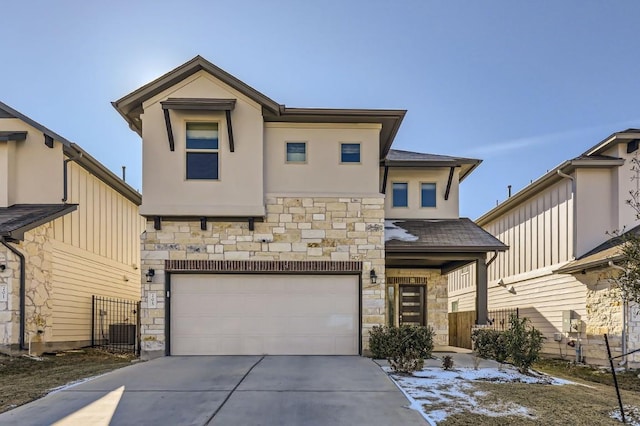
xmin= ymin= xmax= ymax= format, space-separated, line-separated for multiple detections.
xmin=0 ymin=356 xmax=426 ymax=426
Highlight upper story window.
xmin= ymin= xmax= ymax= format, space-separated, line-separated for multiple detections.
xmin=392 ymin=183 xmax=408 ymax=207
xmin=186 ymin=122 xmax=219 ymax=180
xmin=341 ymin=143 xmax=360 ymax=163
xmin=286 ymin=142 xmax=306 ymax=163
xmin=421 ymin=183 xmax=437 ymax=207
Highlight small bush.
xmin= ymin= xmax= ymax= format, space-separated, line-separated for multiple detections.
xmin=472 ymin=315 xmax=544 ymax=373
xmin=442 ymin=355 xmax=454 ymax=370
xmin=369 ymin=324 xmax=435 ymax=373
xmin=472 ymin=328 xmax=503 ymax=359
xmin=505 ymin=315 xmax=545 ymax=374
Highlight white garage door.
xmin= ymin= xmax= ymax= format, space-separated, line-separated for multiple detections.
xmin=170 ymin=274 xmax=359 ymax=355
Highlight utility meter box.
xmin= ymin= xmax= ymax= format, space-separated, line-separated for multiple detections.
xmin=562 ymin=310 xmax=579 ymax=332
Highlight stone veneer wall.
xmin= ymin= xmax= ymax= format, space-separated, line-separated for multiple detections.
xmin=0 ymin=223 xmax=54 ymax=353
xmin=140 ymin=196 xmax=386 ymax=358
xmin=386 ymin=268 xmax=449 ymax=346
xmin=583 ymin=270 xmax=640 ymax=367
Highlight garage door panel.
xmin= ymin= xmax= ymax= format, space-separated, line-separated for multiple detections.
xmin=170 ymin=274 xmax=359 ymax=355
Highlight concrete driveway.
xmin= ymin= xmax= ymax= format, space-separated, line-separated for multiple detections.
xmin=0 ymin=356 xmax=426 ymax=426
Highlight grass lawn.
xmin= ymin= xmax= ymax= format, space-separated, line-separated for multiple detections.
xmin=0 ymin=349 xmax=136 ymax=414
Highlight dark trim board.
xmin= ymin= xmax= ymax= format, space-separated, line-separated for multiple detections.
xmin=164 ymin=270 xmax=363 ymax=356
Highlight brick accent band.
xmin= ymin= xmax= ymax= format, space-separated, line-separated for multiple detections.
xmin=165 ymin=260 xmax=363 ymax=273
xmin=387 ymin=276 xmax=428 ymax=285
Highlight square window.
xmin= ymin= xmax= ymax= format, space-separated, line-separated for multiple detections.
xmin=286 ymin=142 xmax=306 ymax=163
xmin=186 ymin=152 xmax=219 ymax=180
xmin=421 ymin=183 xmax=437 ymax=207
xmin=341 ymin=143 xmax=360 ymax=163
xmin=186 ymin=122 xmax=219 ymax=180
xmin=392 ymin=183 xmax=408 ymax=207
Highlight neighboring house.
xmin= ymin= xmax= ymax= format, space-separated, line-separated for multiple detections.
xmin=0 ymin=102 xmax=143 ymax=354
xmin=113 ymin=56 xmax=505 ymax=359
xmin=448 ymin=129 xmax=640 ymax=367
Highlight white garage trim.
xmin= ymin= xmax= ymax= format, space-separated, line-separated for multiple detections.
xmin=166 ymin=273 xmax=361 ymax=356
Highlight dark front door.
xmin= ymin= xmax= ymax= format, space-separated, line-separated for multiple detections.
xmin=399 ymin=285 xmax=425 ymax=326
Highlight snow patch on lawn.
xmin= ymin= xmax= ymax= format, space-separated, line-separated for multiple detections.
xmin=610 ymin=405 xmax=640 ymax=425
xmin=384 ymin=221 xmax=419 ymax=242
xmin=384 ymin=365 xmax=572 ymax=424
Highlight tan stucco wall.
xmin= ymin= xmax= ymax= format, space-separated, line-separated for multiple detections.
xmin=139 ymin=71 xmax=265 ymax=216
xmin=383 ymin=167 xmax=459 ymax=219
xmin=575 ymin=168 xmax=616 ymax=258
xmin=264 ymin=123 xmax=382 ymax=196
xmin=386 ymin=268 xmax=449 ymax=346
xmin=139 ymin=196 xmax=386 ymax=358
xmin=0 ymin=118 xmax=64 ymax=207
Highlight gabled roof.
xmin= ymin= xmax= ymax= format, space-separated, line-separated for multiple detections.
xmin=583 ymin=128 xmax=640 ymax=156
xmin=0 ymin=101 xmax=73 ymax=147
xmin=385 ymin=218 xmax=508 ymax=253
xmin=384 ymin=149 xmax=482 ymax=181
xmin=113 ymin=56 xmax=406 ymax=158
xmin=554 ymin=225 xmax=640 ymax=274
xmin=0 ymin=101 xmax=141 ymax=205
xmin=0 ymin=204 xmax=77 ymax=240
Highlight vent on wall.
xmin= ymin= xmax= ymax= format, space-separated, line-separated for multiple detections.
xmin=627 ymin=139 xmax=639 ymax=154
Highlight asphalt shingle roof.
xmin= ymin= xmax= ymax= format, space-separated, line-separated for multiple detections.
xmin=385 ymin=218 xmax=508 ymax=252
xmin=555 ymin=225 xmax=640 ymax=274
xmin=386 ymin=149 xmax=479 ymax=164
xmin=0 ymin=204 xmax=77 ymax=240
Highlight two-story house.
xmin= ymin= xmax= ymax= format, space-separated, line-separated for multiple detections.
xmin=448 ymin=129 xmax=640 ymax=366
xmin=0 ymin=101 xmax=143 ymax=354
xmin=113 ymin=56 xmax=505 ymax=359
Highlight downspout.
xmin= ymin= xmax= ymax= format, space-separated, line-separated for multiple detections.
xmin=1 ymin=238 xmax=26 ymax=350
xmin=486 ymin=250 xmax=499 ymax=268
xmin=62 ymin=151 xmax=82 ymax=202
xmin=557 ymin=170 xmax=577 ymax=259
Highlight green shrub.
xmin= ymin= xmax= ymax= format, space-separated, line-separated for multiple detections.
xmin=369 ymin=324 xmax=435 ymax=373
xmin=472 ymin=328 xmax=503 ymax=359
xmin=505 ymin=314 xmax=545 ymax=374
xmin=472 ymin=316 xmax=543 ymax=373
xmin=368 ymin=325 xmax=393 ymax=359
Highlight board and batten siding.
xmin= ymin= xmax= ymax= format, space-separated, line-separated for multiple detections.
xmin=52 ymin=162 xmax=142 ymax=268
xmin=485 ymin=179 xmax=573 ymax=282
xmin=49 ymin=161 xmax=142 ymax=344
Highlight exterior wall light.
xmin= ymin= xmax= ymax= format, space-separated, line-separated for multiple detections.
xmin=145 ymin=269 xmax=155 ymax=283
xmin=369 ymin=269 xmax=377 ymax=284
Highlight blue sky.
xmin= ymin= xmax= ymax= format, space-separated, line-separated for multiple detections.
xmin=2 ymin=1 xmax=639 ymax=219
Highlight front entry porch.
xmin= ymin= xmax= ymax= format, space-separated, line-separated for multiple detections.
xmin=384 ymin=219 xmax=508 ymax=346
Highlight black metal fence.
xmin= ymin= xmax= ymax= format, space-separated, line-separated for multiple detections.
xmin=486 ymin=307 xmax=519 ymax=331
xmin=91 ymin=295 xmax=140 ymax=355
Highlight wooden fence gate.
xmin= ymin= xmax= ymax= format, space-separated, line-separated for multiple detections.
xmin=448 ymin=310 xmax=475 ymax=349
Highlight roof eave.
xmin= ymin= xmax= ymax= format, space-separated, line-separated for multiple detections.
xmin=113 ymin=56 xmax=281 ymax=131
xmin=385 ymin=244 xmax=508 ymax=253
xmin=2 ymin=204 xmax=78 ymax=241
xmin=555 ymin=254 xmax=624 ymax=274
xmin=584 ymin=131 xmax=640 ymax=156
xmin=64 ymin=144 xmax=142 ymax=205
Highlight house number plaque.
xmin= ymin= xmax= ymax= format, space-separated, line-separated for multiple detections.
xmin=0 ymin=284 xmax=7 ymax=302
